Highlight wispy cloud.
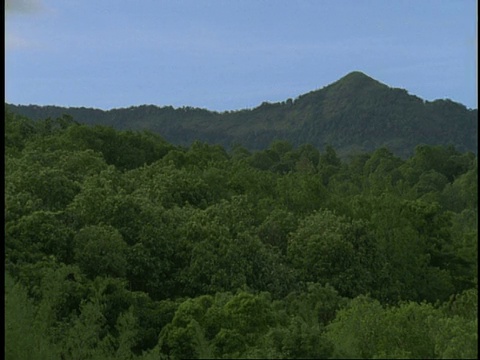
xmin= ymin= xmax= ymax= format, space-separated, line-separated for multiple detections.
xmin=5 ymin=0 xmax=44 ymax=14
xmin=5 ymin=33 xmax=32 ymax=50
xmin=5 ymin=0 xmax=51 ymax=52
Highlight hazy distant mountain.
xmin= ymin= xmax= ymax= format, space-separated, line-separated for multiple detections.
xmin=6 ymin=71 xmax=477 ymax=157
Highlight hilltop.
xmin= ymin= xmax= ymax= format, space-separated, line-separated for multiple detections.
xmin=6 ymin=71 xmax=477 ymax=157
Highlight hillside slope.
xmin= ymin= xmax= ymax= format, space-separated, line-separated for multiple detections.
xmin=7 ymin=71 xmax=477 ymax=157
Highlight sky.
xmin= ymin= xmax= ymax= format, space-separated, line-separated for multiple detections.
xmin=5 ymin=0 xmax=478 ymax=111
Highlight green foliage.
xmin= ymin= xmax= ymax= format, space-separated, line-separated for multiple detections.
xmin=287 ymin=210 xmax=379 ymax=297
xmin=66 ymin=166 xmax=128 ymax=226
xmin=8 ymin=71 xmax=477 ymax=157
xmin=73 ymin=225 xmax=128 ymax=278
xmin=158 ymin=295 xmax=215 ymax=359
xmin=6 ymin=210 xmax=75 ymax=264
xmin=4 ymin=109 xmax=38 ymax=154
xmin=4 ymin=108 xmax=477 ymax=359
xmin=327 ymin=296 xmax=431 ymax=358
xmin=159 ymin=290 xmax=280 ymax=359
xmin=326 ymin=294 xmax=478 ymax=359
xmin=363 ymin=147 xmax=404 ymax=193
xmin=431 ymin=316 xmax=478 ymax=359
xmin=6 ymin=150 xmax=82 ymax=212
xmin=5 ymin=273 xmax=61 ymax=360
xmin=276 ymin=171 xmax=328 ymax=213
xmin=58 ymin=297 xmax=113 ymax=360
xmin=256 ymin=208 xmax=298 ymax=254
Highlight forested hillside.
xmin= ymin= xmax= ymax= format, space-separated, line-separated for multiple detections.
xmin=5 ymin=110 xmax=478 ymax=359
xmin=6 ymin=71 xmax=478 ymax=158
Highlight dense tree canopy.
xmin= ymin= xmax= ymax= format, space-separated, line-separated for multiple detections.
xmin=5 ymin=109 xmax=477 ymax=359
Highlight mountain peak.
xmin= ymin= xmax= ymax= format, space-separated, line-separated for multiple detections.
xmin=320 ymin=71 xmax=388 ymax=98
xmin=340 ymin=71 xmax=373 ymax=80
xmin=334 ymin=71 xmax=382 ymax=87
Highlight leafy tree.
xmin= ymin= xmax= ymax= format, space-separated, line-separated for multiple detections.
xmin=325 ymin=295 xmax=385 ymax=358
xmin=275 ymin=171 xmax=327 ymax=213
xmin=431 ymin=315 xmax=478 ymax=359
xmin=414 ymin=169 xmax=449 ymax=197
xmin=4 ymin=109 xmax=38 ymax=154
xmin=256 ymin=208 xmax=298 ymax=254
xmin=325 ymin=296 xmax=456 ymax=359
xmin=229 ymin=142 xmax=251 ymax=161
xmin=249 ymin=149 xmax=279 ymax=171
xmin=58 ymin=294 xmax=113 ymax=359
xmin=6 ymin=210 xmax=75 ymax=265
xmin=441 ymin=163 xmax=478 ymax=212
xmin=284 ymin=282 xmax=348 ymax=326
xmin=409 ymin=144 xmax=464 ymax=181
xmin=110 ymin=306 xmax=140 ymax=360
xmin=66 ymin=166 xmax=128 ymax=226
xmin=130 ymin=296 xmax=181 ymax=354
xmin=294 ymin=143 xmax=320 ymax=172
xmin=158 ymin=295 xmax=215 ymax=359
xmin=5 ymin=273 xmax=61 ymax=360
xmin=288 ymin=210 xmax=379 ymax=297
xmin=318 ymin=145 xmax=342 ymax=185
xmin=185 ymin=140 xmax=230 ymax=169
xmin=363 ymin=147 xmax=404 ymax=193
xmin=73 ymin=225 xmax=128 ymax=279
xmin=123 ymin=203 xmax=195 ymax=299
xmin=6 ymin=151 xmax=81 ymax=211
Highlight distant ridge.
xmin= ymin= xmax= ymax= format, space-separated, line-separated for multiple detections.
xmin=6 ymin=71 xmax=478 ymax=157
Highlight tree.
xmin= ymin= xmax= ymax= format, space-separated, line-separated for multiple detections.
xmin=6 ymin=150 xmax=81 ymax=212
xmin=59 ymin=294 xmax=113 ymax=359
xmin=125 ymin=205 xmax=193 ymax=300
xmin=325 ymin=296 xmax=445 ymax=359
xmin=66 ymin=166 xmax=128 ymax=226
xmin=6 ymin=210 xmax=75 ymax=265
xmin=159 ymin=295 xmax=215 ymax=359
xmin=5 ymin=273 xmax=61 ymax=360
xmin=275 ymin=172 xmax=327 ymax=213
xmin=325 ymin=295 xmax=385 ymax=358
xmin=4 ymin=109 xmax=38 ymax=154
xmin=256 ymin=208 xmax=298 ymax=254
xmin=318 ymin=145 xmax=342 ymax=185
xmin=363 ymin=147 xmax=404 ymax=193
xmin=295 ymin=143 xmax=320 ymax=172
xmin=287 ymin=209 xmax=378 ymax=297
xmin=73 ymin=225 xmax=128 ymax=279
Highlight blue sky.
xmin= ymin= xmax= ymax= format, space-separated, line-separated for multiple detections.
xmin=5 ymin=0 xmax=478 ymax=111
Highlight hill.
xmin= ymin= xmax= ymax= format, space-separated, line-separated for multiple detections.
xmin=6 ymin=71 xmax=478 ymax=157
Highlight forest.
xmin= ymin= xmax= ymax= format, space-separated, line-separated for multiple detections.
xmin=4 ymin=109 xmax=478 ymax=359
xmin=7 ymin=72 xmax=478 ymax=159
